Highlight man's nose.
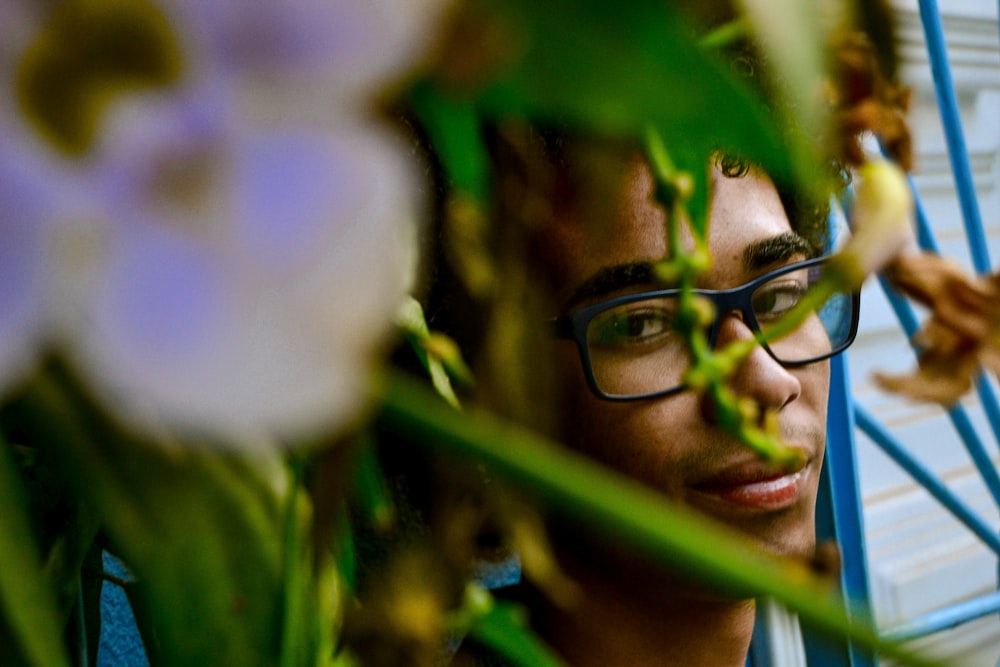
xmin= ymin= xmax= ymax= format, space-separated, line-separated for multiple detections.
xmin=715 ymin=312 xmax=802 ymax=411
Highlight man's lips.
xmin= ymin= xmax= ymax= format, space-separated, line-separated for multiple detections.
xmin=692 ymin=460 xmax=810 ymax=510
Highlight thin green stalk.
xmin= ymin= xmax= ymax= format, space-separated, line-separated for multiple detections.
xmin=378 ymin=372 xmax=942 ymax=667
xmin=0 ymin=429 xmax=72 ymax=667
xmin=698 ymin=18 xmax=751 ymax=50
xmin=279 ymin=456 xmax=308 ymax=667
xmin=757 ymin=277 xmax=838 ymax=345
xmin=643 ymin=125 xmax=688 ymax=274
xmin=642 ymin=127 xmax=824 ymax=464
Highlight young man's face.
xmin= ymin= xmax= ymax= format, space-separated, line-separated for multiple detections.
xmin=551 ymin=160 xmax=829 ymax=559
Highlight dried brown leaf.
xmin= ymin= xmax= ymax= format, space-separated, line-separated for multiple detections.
xmin=874 ymin=254 xmax=1000 ymax=405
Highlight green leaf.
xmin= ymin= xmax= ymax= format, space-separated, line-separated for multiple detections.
xmin=408 ymin=79 xmax=492 ymax=206
xmin=396 ymin=297 xmax=462 ymax=408
xmin=469 ymin=601 xmax=564 ymax=667
xmin=353 ymin=431 xmax=397 ymax=534
xmin=9 ymin=365 xmax=292 ymax=666
xmin=452 ymin=0 xmax=828 ymax=238
xmin=378 ymin=371 xmax=946 ymax=667
xmin=0 ymin=433 xmax=71 ymax=667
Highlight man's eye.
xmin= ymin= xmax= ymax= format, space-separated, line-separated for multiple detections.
xmin=589 ymin=307 xmax=675 ymax=346
xmin=752 ymin=282 xmax=806 ymax=320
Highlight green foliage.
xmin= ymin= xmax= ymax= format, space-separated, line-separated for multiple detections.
xmin=0 ymin=432 xmax=71 ymax=667
xmin=0 ymin=2 xmax=931 ymax=666
xmin=409 ymin=81 xmax=493 ymax=208
xmin=379 ymin=372 xmax=943 ymax=667
xmin=417 ymin=0 xmax=821 ymax=238
xmin=468 ymin=601 xmax=564 ymax=667
xmin=2 ymin=362 xmax=305 ymax=665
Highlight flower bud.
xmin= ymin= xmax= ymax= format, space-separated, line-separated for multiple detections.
xmin=686 ymin=246 xmax=713 ymax=276
xmin=673 ymin=171 xmax=695 ymax=202
xmin=690 ymin=296 xmax=716 ymax=328
xmin=832 ymin=159 xmax=916 ymax=288
xmin=422 ymin=332 xmax=474 ymax=387
xmin=653 ymin=259 xmax=681 ymax=285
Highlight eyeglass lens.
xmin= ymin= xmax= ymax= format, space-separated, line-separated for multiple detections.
xmin=584 ymin=262 xmax=854 ymax=398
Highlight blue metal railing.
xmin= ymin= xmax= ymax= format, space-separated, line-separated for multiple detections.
xmin=809 ymin=355 xmax=878 ymax=667
xmin=817 ymin=1 xmax=1000 ymax=662
xmin=854 ymin=404 xmax=1000 ymax=556
xmin=874 ymin=272 xmax=1000 ymax=508
xmin=918 ymin=0 xmax=992 ymax=275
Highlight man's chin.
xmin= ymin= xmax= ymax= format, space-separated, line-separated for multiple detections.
xmin=746 ymin=526 xmax=817 ymax=561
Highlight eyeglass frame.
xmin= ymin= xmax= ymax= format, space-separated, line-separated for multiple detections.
xmin=552 ymin=256 xmax=861 ymax=402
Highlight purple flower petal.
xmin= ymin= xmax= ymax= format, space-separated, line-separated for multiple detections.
xmin=0 ymin=148 xmax=49 ymax=389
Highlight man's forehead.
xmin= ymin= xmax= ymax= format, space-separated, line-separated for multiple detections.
xmin=561 ymin=231 xmax=813 ymax=310
xmin=544 ymin=159 xmax=667 ymax=300
xmin=554 ymin=161 xmax=809 ymax=299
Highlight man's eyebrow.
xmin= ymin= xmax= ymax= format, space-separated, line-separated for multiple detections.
xmin=564 ymin=233 xmax=813 ymax=309
xmin=565 ymin=261 xmax=655 ymax=309
xmin=742 ymin=232 xmax=815 ymax=272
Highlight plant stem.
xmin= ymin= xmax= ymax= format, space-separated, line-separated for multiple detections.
xmin=698 ymin=18 xmax=751 ymax=50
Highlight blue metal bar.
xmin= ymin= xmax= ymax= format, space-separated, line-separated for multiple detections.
xmin=854 ymin=403 xmax=1000 ymax=555
xmin=806 ymin=355 xmax=877 ymax=667
xmin=907 ymin=152 xmax=1000 ymax=455
xmin=881 ymin=590 xmax=1000 ymax=643
xmin=976 ymin=371 xmax=1000 ymax=462
xmin=907 ymin=174 xmax=941 ymax=255
xmin=945 ymin=406 xmax=1000 ymax=510
xmin=799 ymin=208 xmax=875 ymax=666
xmin=915 ymin=0 xmax=1000 ymax=641
xmin=876 ymin=276 xmax=1000 ymax=509
xmin=877 ymin=275 xmax=921 ymax=339
xmin=917 ymin=0 xmax=992 ymax=274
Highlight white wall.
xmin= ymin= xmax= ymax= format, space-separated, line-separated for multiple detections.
xmin=850 ymin=2 xmax=1000 ymax=664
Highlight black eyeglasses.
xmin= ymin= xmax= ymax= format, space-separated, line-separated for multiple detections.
xmin=553 ymin=257 xmax=860 ymax=401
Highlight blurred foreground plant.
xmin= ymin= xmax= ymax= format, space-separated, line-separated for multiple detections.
xmin=3 ymin=0 xmax=438 ymax=441
xmin=0 ymin=1 xmax=977 ymax=666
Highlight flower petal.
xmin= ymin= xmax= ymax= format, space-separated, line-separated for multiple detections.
xmin=78 ymin=93 xmax=421 ymax=441
xmin=873 ymin=253 xmax=1000 ymax=405
xmin=0 ymin=145 xmax=50 ymax=392
xmin=167 ymin=0 xmax=446 ymax=99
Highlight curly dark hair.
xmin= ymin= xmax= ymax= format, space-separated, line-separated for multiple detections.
xmin=715 ymin=150 xmax=843 ymax=258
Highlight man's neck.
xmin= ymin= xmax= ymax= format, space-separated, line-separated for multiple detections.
xmin=536 ymin=553 xmax=756 ymax=667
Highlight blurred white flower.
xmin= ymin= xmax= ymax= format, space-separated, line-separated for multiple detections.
xmin=2 ymin=0 xmax=440 ymax=443
xmin=165 ymin=0 xmax=447 ymax=109
xmin=74 ymin=92 xmax=420 ymax=438
xmin=0 ymin=137 xmax=53 ymax=395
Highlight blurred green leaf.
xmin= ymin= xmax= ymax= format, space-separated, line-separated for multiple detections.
xmin=274 ymin=466 xmax=351 ymax=667
xmin=0 ymin=433 xmax=71 ymax=667
xmin=469 ymin=601 xmax=564 ymax=667
xmin=331 ymin=508 xmax=357 ymax=598
xmin=9 ymin=363 xmax=294 ymax=666
xmin=409 ymin=79 xmax=492 ymax=206
xmin=739 ymin=0 xmax=830 ymax=162
xmin=353 ymin=431 xmax=397 ymax=534
xmin=379 ymin=371 xmax=944 ymax=667
xmin=461 ymin=0 xmax=808 ymax=236
xmin=40 ymin=500 xmax=101 ymax=634
xmin=396 ymin=297 xmax=463 ymax=408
